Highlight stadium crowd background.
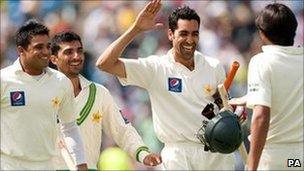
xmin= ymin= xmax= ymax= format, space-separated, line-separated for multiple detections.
xmin=0 ymin=0 xmax=303 ymax=170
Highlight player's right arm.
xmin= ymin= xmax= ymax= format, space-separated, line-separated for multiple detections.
xmin=95 ymin=0 xmax=163 ymax=78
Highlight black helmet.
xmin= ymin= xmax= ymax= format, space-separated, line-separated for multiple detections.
xmin=197 ymin=110 xmax=242 ymax=154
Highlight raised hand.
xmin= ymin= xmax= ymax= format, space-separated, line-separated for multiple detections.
xmin=133 ymin=0 xmax=163 ymax=32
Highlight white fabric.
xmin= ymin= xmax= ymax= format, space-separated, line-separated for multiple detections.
xmin=0 ymin=59 xmax=76 ymax=169
xmin=60 ymin=121 xmax=86 ymax=166
xmin=247 ymin=45 xmax=303 ymax=169
xmin=119 ymin=50 xmax=225 ymax=144
xmin=54 ymin=75 xmax=148 ymax=169
xmin=160 ymin=142 xmax=234 ymax=170
xmin=118 ymin=50 xmax=234 ymax=169
xmin=258 ymin=143 xmax=303 ymax=170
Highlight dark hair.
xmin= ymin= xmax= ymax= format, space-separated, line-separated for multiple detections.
xmin=15 ymin=19 xmax=49 ymax=49
xmin=51 ymin=31 xmax=82 ymax=55
xmin=168 ymin=6 xmax=200 ymax=32
xmin=255 ymin=3 xmax=297 ymax=46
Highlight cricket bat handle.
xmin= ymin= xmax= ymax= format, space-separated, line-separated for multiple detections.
xmin=224 ymin=61 xmax=239 ymax=90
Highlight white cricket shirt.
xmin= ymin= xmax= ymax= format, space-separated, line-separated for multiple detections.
xmin=119 ymin=50 xmax=225 ymax=144
xmin=0 ymin=59 xmax=76 ymax=161
xmin=55 ymin=75 xmax=148 ymax=169
xmin=247 ymin=45 xmax=303 ymax=145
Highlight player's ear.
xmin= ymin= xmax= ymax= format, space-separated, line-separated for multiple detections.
xmin=17 ymin=46 xmax=26 ymax=56
xmin=168 ymin=29 xmax=174 ymax=41
xmin=50 ymin=55 xmax=58 ymax=65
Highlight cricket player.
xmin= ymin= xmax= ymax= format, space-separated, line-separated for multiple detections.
xmin=245 ymin=3 xmax=303 ymax=170
xmin=0 ymin=19 xmax=87 ymax=170
xmin=50 ymin=31 xmax=162 ymax=169
xmin=96 ymin=0 xmax=234 ymax=170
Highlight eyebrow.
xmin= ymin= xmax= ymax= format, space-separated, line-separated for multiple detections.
xmin=179 ymin=30 xmax=199 ymax=34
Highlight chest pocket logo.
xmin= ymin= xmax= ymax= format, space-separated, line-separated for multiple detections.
xmin=168 ymin=77 xmax=182 ymax=92
xmin=10 ymin=91 xmax=25 ymax=106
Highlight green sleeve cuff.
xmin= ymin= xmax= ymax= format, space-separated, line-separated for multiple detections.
xmin=135 ymin=146 xmax=150 ymax=162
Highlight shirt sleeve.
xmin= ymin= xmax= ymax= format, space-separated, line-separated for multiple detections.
xmin=58 ymin=77 xmax=77 ymax=123
xmin=101 ymin=88 xmax=149 ymax=162
xmin=60 ymin=121 xmax=86 ymax=166
xmin=246 ymin=55 xmax=272 ymax=108
xmin=118 ymin=56 xmax=157 ymax=90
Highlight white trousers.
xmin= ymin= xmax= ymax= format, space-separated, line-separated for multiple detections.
xmin=0 ymin=153 xmax=54 ymax=170
xmin=160 ymin=142 xmax=235 ymax=170
xmin=258 ymin=143 xmax=303 ymax=170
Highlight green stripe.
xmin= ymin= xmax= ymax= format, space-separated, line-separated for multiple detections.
xmin=135 ymin=146 xmax=150 ymax=162
xmin=78 ymin=84 xmax=95 ymax=121
xmin=76 ymin=83 xmax=96 ymax=125
xmin=77 ymin=85 xmax=94 ymax=123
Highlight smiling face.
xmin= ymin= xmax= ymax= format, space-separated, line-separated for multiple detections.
xmin=168 ymin=19 xmax=199 ymax=61
xmin=51 ymin=40 xmax=84 ymax=77
xmin=18 ymin=34 xmax=51 ymax=74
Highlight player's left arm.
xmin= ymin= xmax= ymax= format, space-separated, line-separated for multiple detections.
xmin=246 ymin=55 xmax=272 ymax=170
xmin=101 ymin=88 xmax=161 ymax=166
xmin=247 ymin=105 xmax=270 ymax=170
xmin=58 ymin=77 xmax=87 ymax=169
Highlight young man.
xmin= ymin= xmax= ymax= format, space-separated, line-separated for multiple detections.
xmin=50 ymin=31 xmax=162 ymax=170
xmin=0 ymin=19 xmax=87 ymax=170
xmin=96 ymin=0 xmax=234 ymax=170
xmin=246 ymin=3 xmax=303 ymax=170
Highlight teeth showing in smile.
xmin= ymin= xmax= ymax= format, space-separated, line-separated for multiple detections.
xmin=183 ymin=45 xmax=193 ymax=51
xmin=70 ymin=62 xmax=82 ymax=66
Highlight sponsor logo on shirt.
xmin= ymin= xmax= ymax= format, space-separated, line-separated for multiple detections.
xmin=10 ymin=91 xmax=25 ymax=106
xmin=168 ymin=77 xmax=182 ymax=92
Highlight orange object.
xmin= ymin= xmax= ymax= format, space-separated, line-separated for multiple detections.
xmin=224 ymin=61 xmax=240 ymax=90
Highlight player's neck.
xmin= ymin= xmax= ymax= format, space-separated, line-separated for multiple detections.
xmin=19 ymin=58 xmax=44 ymax=75
xmin=174 ymin=55 xmax=194 ymax=71
xmin=69 ymin=75 xmax=82 ymax=97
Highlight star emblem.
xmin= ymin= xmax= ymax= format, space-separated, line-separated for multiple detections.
xmin=52 ymin=97 xmax=61 ymax=108
xmin=204 ymin=84 xmax=213 ymax=95
xmin=92 ymin=111 xmax=102 ymax=123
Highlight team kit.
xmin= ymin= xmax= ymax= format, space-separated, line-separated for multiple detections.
xmin=1 ymin=0 xmax=303 ymax=170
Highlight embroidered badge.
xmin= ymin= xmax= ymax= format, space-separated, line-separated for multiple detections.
xmin=92 ymin=111 xmax=102 ymax=123
xmin=204 ymin=84 xmax=213 ymax=95
xmin=168 ymin=77 xmax=182 ymax=92
xmin=52 ymin=97 xmax=61 ymax=108
xmin=10 ymin=91 xmax=25 ymax=106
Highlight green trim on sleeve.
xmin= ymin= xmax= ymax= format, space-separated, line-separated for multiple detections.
xmin=135 ymin=146 xmax=150 ymax=162
xmin=76 ymin=83 xmax=96 ymax=125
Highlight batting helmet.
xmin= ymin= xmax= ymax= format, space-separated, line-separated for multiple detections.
xmin=197 ymin=110 xmax=242 ymax=154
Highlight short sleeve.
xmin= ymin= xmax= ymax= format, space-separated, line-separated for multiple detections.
xmin=246 ymin=56 xmax=271 ymax=108
xmin=118 ymin=56 xmax=157 ymax=90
